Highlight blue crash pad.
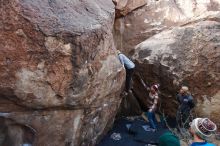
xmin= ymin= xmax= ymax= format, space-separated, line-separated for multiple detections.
xmin=97 ymin=117 xmax=169 ymax=146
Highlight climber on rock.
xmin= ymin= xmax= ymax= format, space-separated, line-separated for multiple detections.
xmin=176 ymin=86 xmax=195 ymax=129
xmin=117 ymin=50 xmax=135 ymax=94
xmin=144 ymin=84 xmax=160 ymax=131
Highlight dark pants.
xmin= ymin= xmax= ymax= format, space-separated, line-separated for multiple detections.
xmin=125 ymin=68 xmax=134 ymax=92
xmin=176 ymin=108 xmax=191 ymax=129
xmin=146 ymin=111 xmax=158 ymax=129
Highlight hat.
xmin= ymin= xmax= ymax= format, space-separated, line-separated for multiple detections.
xmin=152 ymin=84 xmax=160 ymax=91
xmin=190 ymin=118 xmax=217 ymax=140
xmin=159 ymin=131 xmax=180 ymax=146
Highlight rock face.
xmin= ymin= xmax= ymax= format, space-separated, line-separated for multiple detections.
xmin=132 ymin=13 xmax=220 ymax=124
xmin=117 ymin=91 xmax=142 ymax=116
xmin=0 ymin=0 xmax=124 ymax=145
xmin=114 ymin=0 xmax=220 ymax=126
xmin=113 ymin=0 xmax=147 ymax=17
xmin=114 ymin=0 xmax=220 ymax=54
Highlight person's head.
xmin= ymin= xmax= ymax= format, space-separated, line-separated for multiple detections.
xmin=179 ymin=86 xmax=189 ymax=95
xmin=159 ymin=131 xmax=180 ymax=146
xmin=116 ymin=50 xmax=121 ymax=55
xmin=150 ymin=84 xmax=159 ymax=93
xmin=189 ymin=118 xmax=217 ymax=141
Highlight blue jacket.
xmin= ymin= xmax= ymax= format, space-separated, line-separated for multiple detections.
xmin=177 ymin=93 xmax=195 ymax=112
xmin=190 ymin=142 xmax=216 ymax=146
xmin=118 ymin=53 xmax=135 ymax=69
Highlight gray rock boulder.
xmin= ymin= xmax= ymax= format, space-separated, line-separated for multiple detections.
xmin=113 ymin=0 xmax=147 ymax=17
xmin=114 ymin=0 xmax=220 ymax=54
xmin=0 ymin=0 xmax=124 ymax=145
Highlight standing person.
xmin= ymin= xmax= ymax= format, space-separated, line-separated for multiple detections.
xmin=117 ymin=50 xmax=135 ymax=94
xmin=176 ymin=86 xmax=195 ymax=128
xmin=189 ymin=118 xmax=217 ymax=146
xmin=146 ymin=84 xmax=160 ymax=130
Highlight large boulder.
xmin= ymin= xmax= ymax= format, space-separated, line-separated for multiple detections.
xmin=114 ymin=0 xmax=220 ymax=54
xmin=132 ymin=13 xmax=220 ymax=124
xmin=113 ymin=0 xmax=147 ymax=17
xmin=0 ymin=0 xmax=124 ymax=145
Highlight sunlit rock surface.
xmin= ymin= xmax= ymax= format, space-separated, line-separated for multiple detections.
xmin=0 ymin=0 xmax=125 ymax=145
xmin=113 ymin=0 xmax=147 ymax=17
xmin=114 ymin=0 xmax=220 ymax=54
